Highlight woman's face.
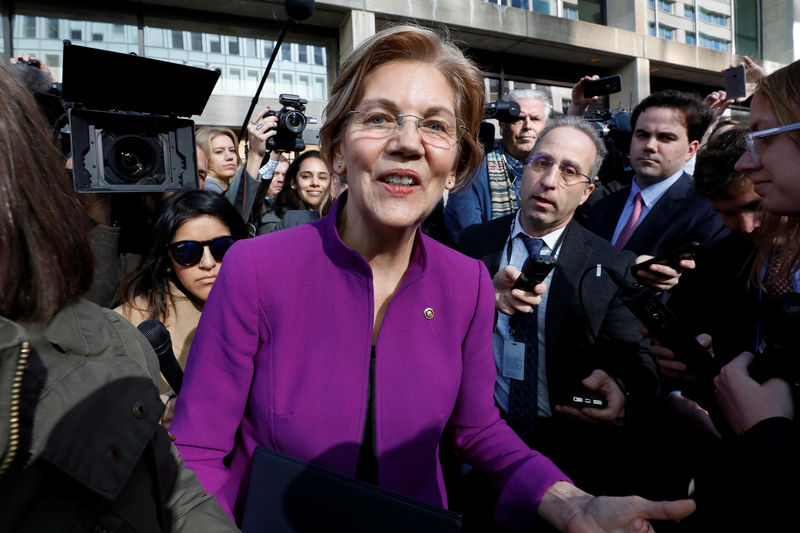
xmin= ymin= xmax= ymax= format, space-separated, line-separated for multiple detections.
xmin=292 ymin=157 xmax=330 ymax=208
xmin=169 ymin=215 xmax=231 ymax=302
xmin=208 ymin=135 xmax=238 ymax=180
xmin=735 ymin=92 xmax=800 ymax=215
xmin=333 ymin=59 xmax=458 ymax=234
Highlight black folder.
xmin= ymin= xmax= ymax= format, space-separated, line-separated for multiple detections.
xmin=241 ymin=446 xmax=463 ymax=532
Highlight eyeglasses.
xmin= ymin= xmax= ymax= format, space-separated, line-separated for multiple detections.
xmin=526 ymin=154 xmax=592 ymax=187
xmin=347 ymin=105 xmax=469 ymax=149
xmin=168 ymin=236 xmax=235 ymax=266
xmin=745 ymin=122 xmax=800 ymax=165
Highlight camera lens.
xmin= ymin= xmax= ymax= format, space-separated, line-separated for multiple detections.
xmin=105 ymin=135 xmax=161 ymax=184
xmin=282 ymin=110 xmax=306 ymax=133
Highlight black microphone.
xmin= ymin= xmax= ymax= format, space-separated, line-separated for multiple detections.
xmin=138 ymin=319 xmax=183 ymax=395
xmin=285 ymin=0 xmax=314 ymax=21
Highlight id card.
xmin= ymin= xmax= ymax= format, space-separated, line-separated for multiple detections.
xmin=502 ymin=340 xmax=526 ymax=380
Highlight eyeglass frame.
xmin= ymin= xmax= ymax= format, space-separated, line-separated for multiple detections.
xmin=346 ymin=107 xmax=470 ymax=148
xmin=167 ymin=236 xmax=236 ymax=267
xmin=745 ymin=122 xmax=800 ymax=166
xmin=525 ymin=154 xmax=594 ymax=187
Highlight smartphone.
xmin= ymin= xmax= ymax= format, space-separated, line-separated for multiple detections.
xmin=513 ymin=255 xmax=556 ymax=293
xmin=567 ymin=392 xmax=608 ymax=409
xmin=724 ymin=65 xmax=747 ymax=100
xmin=630 ymin=241 xmax=702 ymax=275
xmin=582 ymin=75 xmax=622 ymax=98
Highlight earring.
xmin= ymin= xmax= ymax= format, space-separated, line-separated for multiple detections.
xmin=166 ymin=266 xmax=173 ymax=273
xmin=337 ymin=163 xmax=342 ymax=168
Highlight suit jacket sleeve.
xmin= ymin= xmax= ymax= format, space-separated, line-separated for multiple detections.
xmin=445 ymin=260 xmax=571 ymax=532
xmin=444 ymin=163 xmax=490 ymax=244
xmin=171 ymin=241 xmax=260 ymax=518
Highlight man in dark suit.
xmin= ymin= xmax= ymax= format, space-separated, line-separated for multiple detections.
xmin=460 ymin=117 xmax=658 ymax=496
xmin=587 ymin=90 xmax=727 ymax=256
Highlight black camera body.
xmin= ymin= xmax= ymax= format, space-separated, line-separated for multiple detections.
xmin=265 ymin=94 xmax=312 ymax=152
xmin=483 ymin=100 xmax=521 ymax=123
xmin=17 ymin=56 xmax=41 ymax=67
xmin=62 ymin=42 xmax=219 ymax=193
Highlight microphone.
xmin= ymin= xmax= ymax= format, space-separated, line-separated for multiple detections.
xmin=285 ymin=0 xmax=314 ymax=21
xmin=138 ymin=319 xmax=183 ymax=395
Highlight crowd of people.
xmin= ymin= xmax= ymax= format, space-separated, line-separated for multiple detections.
xmin=2 ymin=24 xmax=798 ymax=533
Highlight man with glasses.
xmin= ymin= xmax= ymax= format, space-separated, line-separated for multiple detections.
xmin=458 ymin=117 xmax=655 ymax=502
xmin=587 ymin=90 xmax=726 ymax=256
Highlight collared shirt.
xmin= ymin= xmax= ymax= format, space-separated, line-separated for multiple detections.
xmin=611 ymin=169 xmax=683 ymax=246
xmin=494 ymin=210 xmax=566 ymax=416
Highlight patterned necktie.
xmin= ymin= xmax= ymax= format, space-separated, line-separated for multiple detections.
xmin=615 ymin=192 xmax=643 ymax=250
xmin=507 ymin=235 xmax=544 ymax=444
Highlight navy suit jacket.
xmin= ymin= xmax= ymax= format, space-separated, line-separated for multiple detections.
xmin=586 ymin=173 xmax=728 ymax=256
xmin=459 ymin=216 xmax=658 ymax=407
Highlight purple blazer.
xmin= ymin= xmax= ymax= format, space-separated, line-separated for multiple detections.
xmin=171 ymin=196 xmax=569 ymax=529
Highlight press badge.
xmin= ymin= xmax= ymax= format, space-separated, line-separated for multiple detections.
xmin=502 ymin=340 xmax=526 ymax=380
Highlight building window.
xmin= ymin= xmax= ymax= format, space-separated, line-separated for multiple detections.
xmin=314 ymin=76 xmax=326 ymax=99
xmin=70 ymin=29 xmax=82 ymax=41
xmin=191 ymin=32 xmax=203 ymax=51
xmin=532 ymin=0 xmax=551 ymax=14
xmin=280 ymin=43 xmax=292 ymax=61
xmin=699 ymin=9 xmax=727 ymax=27
xmin=685 ymin=33 xmax=696 ymax=45
xmin=46 ymin=18 xmax=59 ymax=40
xmin=648 ymin=22 xmax=656 ymax=37
xmin=564 ymin=6 xmax=578 ymax=20
xmin=577 ymin=0 xmax=604 ymax=24
xmin=658 ymin=1 xmax=673 ymax=14
xmin=281 ymin=72 xmax=294 ymax=93
xmin=228 ymin=37 xmax=239 ymax=55
xmin=684 ymin=5 xmax=694 ymax=19
xmin=313 ymin=46 xmax=324 ymax=65
xmin=699 ymin=33 xmax=728 ymax=51
xmin=264 ymin=41 xmax=274 ymax=58
xmin=45 ymin=54 xmax=60 ymax=69
xmin=648 ymin=0 xmax=654 ymax=8
xmin=209 ymin=35 xmax=221 ymax=54
xmin=298 ymin=45 xmax=307 ymax=63
xmin=659 ymin=25 xmax=674 ymax=40
xmin=735 ymin=0 xmax=759 ymax=58
xmin=511 ymin=0 xmax=530 ymax=9
xmin=92 ymin=33 xmax=103 ymax=41
xmin=171 ymin=30 xmax=184 ymax=49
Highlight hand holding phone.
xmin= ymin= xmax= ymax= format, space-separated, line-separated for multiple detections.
xmin=513 ymin=254 xmax=556 ymax=293
xmin=724 ymin=65 xmax=747 ymax=100
xmin=630 ymin=241 xmax=701 ymax=275
xmin=582 ymin=75 xmax=622 ymax=98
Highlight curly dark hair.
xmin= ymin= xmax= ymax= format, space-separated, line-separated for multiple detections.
xmin=631 ymin=89 xmax=713 ymax=144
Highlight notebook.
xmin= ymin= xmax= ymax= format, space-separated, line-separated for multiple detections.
xmin=241 ymin=446 xmax=463 ymax=532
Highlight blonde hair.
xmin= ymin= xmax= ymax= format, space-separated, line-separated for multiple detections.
xmin=749 ymin=60 xmax=800 ymax=285
xmin=319 ymin=25 xmax=485 ymax=189
xmin=195 ymin=126 xmax=241 ymax=170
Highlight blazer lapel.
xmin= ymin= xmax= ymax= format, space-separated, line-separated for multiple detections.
xmin=625 ymin=173 xmax=690 ymax=252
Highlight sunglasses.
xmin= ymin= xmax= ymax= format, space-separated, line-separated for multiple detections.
xmin=168 ymin=236 xmax=235 ymax=266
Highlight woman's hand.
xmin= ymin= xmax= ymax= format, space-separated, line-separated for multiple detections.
xmin=568 ymin=75 xmax=600 ymax=117
xmin=714 ymin=351 xmax=794 ymax=435
xmin=247 ymin=107 xmax=280 ymax=160
xmin=539 ymin=482 xmax=696 ymax=532
xmin=492 ymin=265 xmax=545 ymax=315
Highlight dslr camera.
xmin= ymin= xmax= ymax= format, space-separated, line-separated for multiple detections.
xmin=264 ymin=93 xmax=315 ymax=152
xmin=63 ymin=42 xmax=219 ymax=193
xmin=483 ymin=100 xmax=521 ymax=123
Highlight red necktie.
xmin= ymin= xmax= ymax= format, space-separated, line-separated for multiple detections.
xmin=615 ymin=192 xmax=643 ymax=250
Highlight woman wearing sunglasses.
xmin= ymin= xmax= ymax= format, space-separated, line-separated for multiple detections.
xmin=116 ymin=190 xmax=248 ymax=419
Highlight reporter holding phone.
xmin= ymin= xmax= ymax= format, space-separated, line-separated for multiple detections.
xmin=460 ymin=116 xmax=657 ymax=498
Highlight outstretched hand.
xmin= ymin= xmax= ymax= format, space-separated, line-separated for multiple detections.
xmin=539 ymin=482 xmax=696 ymax=533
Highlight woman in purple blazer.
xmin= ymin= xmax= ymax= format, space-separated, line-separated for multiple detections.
xmin=170 ymin=25 xmax=694 ymax=531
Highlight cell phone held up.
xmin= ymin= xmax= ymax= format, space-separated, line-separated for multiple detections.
xmin=582 ymin=75 xmax=622 ymax=98
xmin=630 ymin=241 xmax=702 ymax=275
xmin=724 ymin=65 xmax=747 ymax=100
xmin=513 ymin=254 xmax=556 ymax=293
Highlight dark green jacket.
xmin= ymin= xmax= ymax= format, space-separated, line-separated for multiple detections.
xmin=0 ymin=299 xmax=238 ymax=532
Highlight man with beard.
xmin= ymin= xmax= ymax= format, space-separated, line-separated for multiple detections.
xmin=444 ymin=89 xmax=550 ymax=244
xmin=587 ymin=90 xmax=726 ymax=256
